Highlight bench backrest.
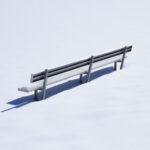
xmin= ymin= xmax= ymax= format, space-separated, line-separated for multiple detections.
xmin=30 ymin=46 xmax=132 ymax=83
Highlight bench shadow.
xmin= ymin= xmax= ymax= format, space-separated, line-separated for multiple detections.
xmin=1 ymin=66 xmax=114 ymax=112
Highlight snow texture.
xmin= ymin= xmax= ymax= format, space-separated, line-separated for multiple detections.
xmin=0 ymin=0 xmax=150 ymax=150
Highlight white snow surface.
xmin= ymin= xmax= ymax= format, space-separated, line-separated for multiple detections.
xmin=0 ymin=0 xmax=150 ymax=150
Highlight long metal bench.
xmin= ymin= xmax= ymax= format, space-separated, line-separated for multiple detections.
xmin=18 ymin=46 xmax=132 ymax=100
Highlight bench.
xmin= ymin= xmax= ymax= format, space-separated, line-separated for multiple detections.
xmin=18 ymin=46 xmax=132 ymax=100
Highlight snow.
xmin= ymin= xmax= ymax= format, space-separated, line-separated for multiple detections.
xmin=0 ymin=0 xmax=150 ymax=150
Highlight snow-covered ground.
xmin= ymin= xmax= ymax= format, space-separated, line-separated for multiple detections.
xmin=0 ymin=0 xmax=150 ymax=149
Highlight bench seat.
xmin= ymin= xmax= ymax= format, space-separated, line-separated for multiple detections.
xmin=18 ymin=54 xmax=123 ymax=92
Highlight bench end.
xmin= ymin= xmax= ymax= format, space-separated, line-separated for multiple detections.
xmin=18 ymin=87 xmax=30 ymax=93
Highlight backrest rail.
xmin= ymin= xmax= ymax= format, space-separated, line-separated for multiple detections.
xmin=33 ymin=46 xmax=131 ymax=78
xmin=31 ymin=46 xmax=132 ymax=82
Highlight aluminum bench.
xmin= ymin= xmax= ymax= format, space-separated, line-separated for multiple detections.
xmin=18 ymin=46 xmax=132 ymax=100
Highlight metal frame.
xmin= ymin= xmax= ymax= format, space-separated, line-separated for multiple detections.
xmin=34 ymin=90 xmax=39 ymax=101
xmin=114 ymin=62 xmax=117 ymax=71
xmin=87 ymin=56 xmax=94 ymax=82
xmin=30 ymin=46 xmax=132 ymax=83
xmin=80 ymin=74 xmax=83 ymax=84
xmin=41 ymin=69 xmax=48 ymax=100
xmin=34 ymin=69 xmax=49 ymax=100
xmin=120 ymin=46 xmax=127 ymax=69
xmin=29 ymin=46 xmax=132 ymax=101
xmin=114 ymin=46 xmax=127 ymax=71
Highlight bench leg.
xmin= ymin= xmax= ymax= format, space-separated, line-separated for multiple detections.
xmin=42 ymin=88 xmax=46 ymax=100
xmin=80 ymin=74 xmax=83 ymax=83
xmin=120 ymin=47 xmax=127 ymax=70
xmin=34 ymin=90 xmax=39 ymax=101
xmin=42 ymin=69 xmax=48 ymax=100
xmin=114 ymin=62 xmax=117 ymax=71
xmin=87 ymin=56 xmax=94 ymax=82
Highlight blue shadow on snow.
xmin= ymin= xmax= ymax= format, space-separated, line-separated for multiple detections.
xmin=1 ymin=66 xmax=114 ymax=112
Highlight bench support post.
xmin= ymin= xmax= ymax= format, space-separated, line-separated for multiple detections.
xmin=80 ymin=74 xmax=83 ymax=83
xmin=42 ymin=69 xmax=48 ymax=100
xmin=87 ymin=56 xmax=94 ymax=82
xmin=34 ymin=90 xmax=39 ymax=101
xmin=114 ymin=62 xmax=117 ymax=71
xmin=120 ymin=46 xmax=127 ymax=70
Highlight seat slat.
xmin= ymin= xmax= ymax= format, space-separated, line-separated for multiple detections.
xmin=18 ymin=54 xmax=123 ymax=92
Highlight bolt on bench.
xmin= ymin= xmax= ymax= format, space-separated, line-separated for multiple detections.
xmin=18 ymin=46 xmax=132 ymax=100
